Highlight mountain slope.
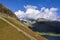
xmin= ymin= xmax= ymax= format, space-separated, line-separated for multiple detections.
xmin=0 ymin=3 xmax=15 ymax=17
xmin=23 ymin=18 xmax=60 ymax=34
xmin=0 ymin=16 xmax=47 ymax=40
xmin=0 ymin=4 xmax=47 ymax=40
xmin=0 ymin=16 xmax=31 ymax=40
xmin=29 ymin=21 xmax=60 ymax=34
xmin=22 ymin=18 xmax=60 ymax=34
xmin=0 ymin=3 xmax=19 ymax=20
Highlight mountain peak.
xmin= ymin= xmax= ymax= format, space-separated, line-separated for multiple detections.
xmin=36 ymin=18 xmax=50 ymax=22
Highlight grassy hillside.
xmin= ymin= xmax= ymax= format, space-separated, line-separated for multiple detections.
xmin=0 ymin=4 xmax=31 ymax=40
xmin=0 ymin=16 xmax=47 ymax=40
xmin=0 ymin=3 xmax=47 ymax=40
xmin=0 ymin=3 xmax=15 ymax=17
xmin=0 ymin=16 xmax=31 ymax=40
xmin=0 ymin=3 xmax=19 ymax=21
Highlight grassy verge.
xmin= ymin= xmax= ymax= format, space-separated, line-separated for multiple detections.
xmin=36 ymin=32 xmax=60 ymax=36
xmin=0 ymin=17 xmax=31 ymax=40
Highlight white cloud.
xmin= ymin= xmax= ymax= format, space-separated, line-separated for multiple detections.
xmin=42 ymin=8 xmax=58 ymax=20
xmin=24 ymin=5 xmax=37 ymax=9
xmin=15 ymin=5 xmax=59 ymax=21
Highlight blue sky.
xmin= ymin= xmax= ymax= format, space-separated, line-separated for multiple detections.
xmin=0 ymin=0 xmax=60 ymax=15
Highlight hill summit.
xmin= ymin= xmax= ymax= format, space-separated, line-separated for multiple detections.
xmin=0 ymin=3 xmax=16 ymax=17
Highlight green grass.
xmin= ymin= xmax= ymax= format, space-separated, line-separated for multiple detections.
xmin=36 ymin=32 xmax=60 ymax=36
xmin=2 ymin=16 xmax=32 ymax=32
xmin=2 ymin=16 xmax=28 ymax=28
xmin=2 ymin=16 xmax=46 ymax=40
xmin=0 ymin=17 xmax=31 ymax=40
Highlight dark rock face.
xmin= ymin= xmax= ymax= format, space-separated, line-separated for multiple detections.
xmin=29 ymin=21 xmax=60 ymax=34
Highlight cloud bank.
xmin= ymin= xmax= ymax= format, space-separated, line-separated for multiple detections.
xmin=15 ymin=5 xmax=59 ymax=21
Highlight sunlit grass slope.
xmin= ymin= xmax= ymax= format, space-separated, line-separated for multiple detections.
xmin=0 ymin=3 xmax=47 ymax=40
xmin=0 ymin=17 xmax=31 ymax=40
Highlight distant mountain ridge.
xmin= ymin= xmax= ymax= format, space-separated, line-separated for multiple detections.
xmin=21 ymin=18 xmax=60 ymax=34
xmin=29 ymin=21 xmax=60 ymax=34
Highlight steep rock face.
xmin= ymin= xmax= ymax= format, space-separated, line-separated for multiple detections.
xmin=29 ymin=21 xmax=60 ymax=34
